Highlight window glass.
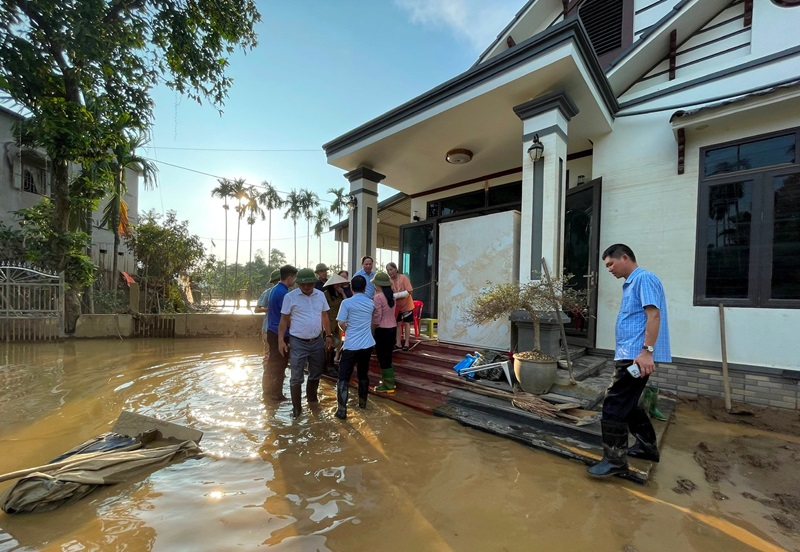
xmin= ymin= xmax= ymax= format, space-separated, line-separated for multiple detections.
xmin=439 ymin=190 xmax=484 ymax=215
xmin=704 ymin=181 xmax=752 ymax=298
xmin=487 ymin=181 xmax=522 ymax=206
xmin=704 ymin=134 xmax=795 ymax=177
xmin=771 ymin=173 xmax=800 ymax=299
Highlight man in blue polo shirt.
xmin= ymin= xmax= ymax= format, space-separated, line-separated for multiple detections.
xmin=589 ymin=244 xmax=671 ymax=478
xmin=333 ymin=275 xmax=375 ymax=419
xmin=353 ymin=255 xmax=376 ymax=298
xmin=263 ymin=265 xmax=297 ymax=401
xmin=255 ymin=269 xmax=281 ymax=371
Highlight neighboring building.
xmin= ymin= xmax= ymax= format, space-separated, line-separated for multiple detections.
xmin=324 ymin=1 xmax=800 ymax=408
xmin=0 ymin=105 xmax=140 ymax=279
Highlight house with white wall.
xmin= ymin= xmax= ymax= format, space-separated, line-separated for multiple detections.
xmin=0 ymin=105 xmax=140 ymax=279
xmin=324 ymin=0 xmax=800 ymax=409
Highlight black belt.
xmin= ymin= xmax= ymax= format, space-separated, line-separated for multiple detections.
xmin=291 ymin=334 xmax=321 ymax=343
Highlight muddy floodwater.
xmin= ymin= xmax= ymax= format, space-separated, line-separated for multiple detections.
xmin=0 ymin=338 xmax=795 ymax=551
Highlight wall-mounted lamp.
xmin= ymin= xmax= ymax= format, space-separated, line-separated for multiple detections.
xmin=412 ymin=210 xmax=420 ymax=222
xmin=527 ymin=134 xmax=544 ymax=162
xmin=445 ymin=148 xmax=473 ymax=164
xmin=345 ymin=194 xmax=358 ymax=211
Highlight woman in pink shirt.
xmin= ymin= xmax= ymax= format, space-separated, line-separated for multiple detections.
xmin=386 ymin=262 xmax=414 ymax=350
xmin=371 ymin=272 xmax=397 ymax=393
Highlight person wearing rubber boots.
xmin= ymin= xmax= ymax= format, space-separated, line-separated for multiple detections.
xmin=371 ymin=271 xmax=397 ymax=393
xmin=255 ymin=269 xmax=281 ymax=379
xmin=278 ymin=268 xmax=333 ymax=419
xmin=334 ymin=275 xmax=375 ymax=419
xmin=588 ymin=244 xmax=671 ymax=478
xmin=262 ymin=265 xmax=297 ymax=401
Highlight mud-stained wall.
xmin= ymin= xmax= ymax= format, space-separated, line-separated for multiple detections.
xmin=73 ymin=314 xmax=261 ymax=339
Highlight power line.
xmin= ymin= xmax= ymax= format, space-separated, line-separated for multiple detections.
xmin=144 ymin=157 xmax=340 ymax=204
xmin=144 ymin=146 xmax=320 ymax=152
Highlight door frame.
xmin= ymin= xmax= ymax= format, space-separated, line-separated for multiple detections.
xmin=564 ymin=177 xmax=602 ymax=348
xmin=398 ymin=219 xmax=438 ymax=319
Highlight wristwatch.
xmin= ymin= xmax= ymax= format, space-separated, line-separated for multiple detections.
xmin=642 ymin=345 xmax=654 ymax=353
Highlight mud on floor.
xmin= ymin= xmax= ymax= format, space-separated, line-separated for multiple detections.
xmin=679 ymin=397 xmax=800 ymax=535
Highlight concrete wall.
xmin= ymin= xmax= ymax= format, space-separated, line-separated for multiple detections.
xmin=594 ymin=108 xmax=800 ymax=371
xmin=73 ymin=314 xmax=262 ymax=339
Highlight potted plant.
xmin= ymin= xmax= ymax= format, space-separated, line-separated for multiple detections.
xmin=464 ymin=275 xmax=585 ymax=394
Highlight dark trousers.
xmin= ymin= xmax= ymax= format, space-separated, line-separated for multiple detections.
xmin=338 ymin=347 xmax=373 ymax=383
xmin=264 ymin=330 xmax=289 ymax=396
xmin=602 ymin=360 xmax=652 ymax=429
xmin=374 ymin=327 xmax=396 ymax=372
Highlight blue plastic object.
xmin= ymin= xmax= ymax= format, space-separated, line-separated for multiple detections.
xmin=453 ymin=354 xmax=478 ymax=373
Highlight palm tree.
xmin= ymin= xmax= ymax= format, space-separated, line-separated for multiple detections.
xmin=299 ymin=189 xmax=319 ymax=267
xmin=328 ymin=187 xmax=347 ymax=267
xmin=244 ymin=186 xmax=265 ymax=304
xmin=258 ymin=181 xmax=283 ymax=273
xmin=102 ymin=133 xmax=158 ymax=294
xmin=230 ymin=177 xmax=248 ymax=303
xmin=313 ymin=207 xmax=332 ymax=266
xmin=283 ymin=189 xmax=303 ymax=266
xmin=211 ymin=178 xmax=235 ymax=303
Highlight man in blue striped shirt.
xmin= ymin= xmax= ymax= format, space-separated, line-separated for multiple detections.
xmin=588 ymin=244 xmax=671 ymax=478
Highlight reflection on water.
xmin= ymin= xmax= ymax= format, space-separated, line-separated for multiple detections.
xmin=0 ymin=339 xmax=789 ymax=551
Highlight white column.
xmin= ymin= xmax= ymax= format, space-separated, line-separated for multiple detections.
xmin=514 ymin=94 xmax=578 ymax=282
xmin=344 ymin=167 xmax=384 ymax=272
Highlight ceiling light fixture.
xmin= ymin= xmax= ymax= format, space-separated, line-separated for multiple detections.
xmin=445 ymin=148 xmax=473 ymax=165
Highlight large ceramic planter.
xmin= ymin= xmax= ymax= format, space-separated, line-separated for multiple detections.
xmin=513 ymin=353 xmax=558 ymax=395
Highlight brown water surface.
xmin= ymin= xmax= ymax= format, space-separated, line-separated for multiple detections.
xmin=0 ymin=339 xmax=793 ymax=551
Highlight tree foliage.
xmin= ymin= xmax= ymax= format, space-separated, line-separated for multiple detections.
xmin=0 ymin=0 xmax=260 ymax=260
xmin=126 ymin=210 xmax=205 ymax=307
xmin=0 ymin=200 xmax=95 ymax=288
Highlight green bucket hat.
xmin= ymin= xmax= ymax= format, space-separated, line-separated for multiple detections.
xmin=315 ymin=263 xmax=329 ymax=273
xmin=269 ymin=269 xmax=280 ymax=283
xmin=371 ymin=271 xmax=391 ymax=288
xmin=295 ymin=268 xmax=318 ymax=284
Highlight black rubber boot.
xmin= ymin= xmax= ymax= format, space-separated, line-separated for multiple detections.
xmin=270 ymin=368 xmax=287 ymax=401
xmin=290 ymin=385 xmax=303 ymax=419
xmin=588 ymin=420 xmax=630 ymax=477
xmin=261 ymin=370 xmax=271 ymax=400
xmin=358 ymin=378 xmax=369 ymax=409
xmin=335 ymin=381 xmax=349 ymax=420
xmin=627 ymin=409 xmax=660 ymax=462
xmin=306 ymin=379 xmax=320 ymax=404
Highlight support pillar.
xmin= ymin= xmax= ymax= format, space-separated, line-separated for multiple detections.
xmin=343 ymin=167 xmax=384 ymax=271
xmin=513 ymin=93 xmax=578 ymax=281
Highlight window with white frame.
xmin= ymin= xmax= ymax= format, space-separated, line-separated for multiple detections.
xmin=695 ymin=129 xmax=800 ymax=308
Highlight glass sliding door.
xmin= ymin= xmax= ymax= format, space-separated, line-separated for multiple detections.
xmin=398 ymin=221 xmax=437 ymax=319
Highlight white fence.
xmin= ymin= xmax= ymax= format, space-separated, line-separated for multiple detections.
xmin=0 ymin=263 xmax=64 ymax=342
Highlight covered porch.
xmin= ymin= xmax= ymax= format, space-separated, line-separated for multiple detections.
xmin=324 ymin=18 xmax=615 ymax=351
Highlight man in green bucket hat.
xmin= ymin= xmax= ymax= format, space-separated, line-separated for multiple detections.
xmin=278 ymin=268 xmax=334 ymax=419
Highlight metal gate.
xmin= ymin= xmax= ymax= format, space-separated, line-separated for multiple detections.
xmin=0 ymin=263 xmax=65 ymax=342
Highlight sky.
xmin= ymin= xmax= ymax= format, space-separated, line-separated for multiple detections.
xmin=139 ymin=0 xmax=523 ymax=271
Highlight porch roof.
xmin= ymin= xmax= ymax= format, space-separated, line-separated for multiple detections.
xmin=331 ymin=192 xmax=410 ymax=251
xmin=323 ymin=18 xmax=616 ymax=197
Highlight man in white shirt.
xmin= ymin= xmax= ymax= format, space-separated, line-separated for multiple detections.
xmin=278 ymin=268 xmax=333 ymax=419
